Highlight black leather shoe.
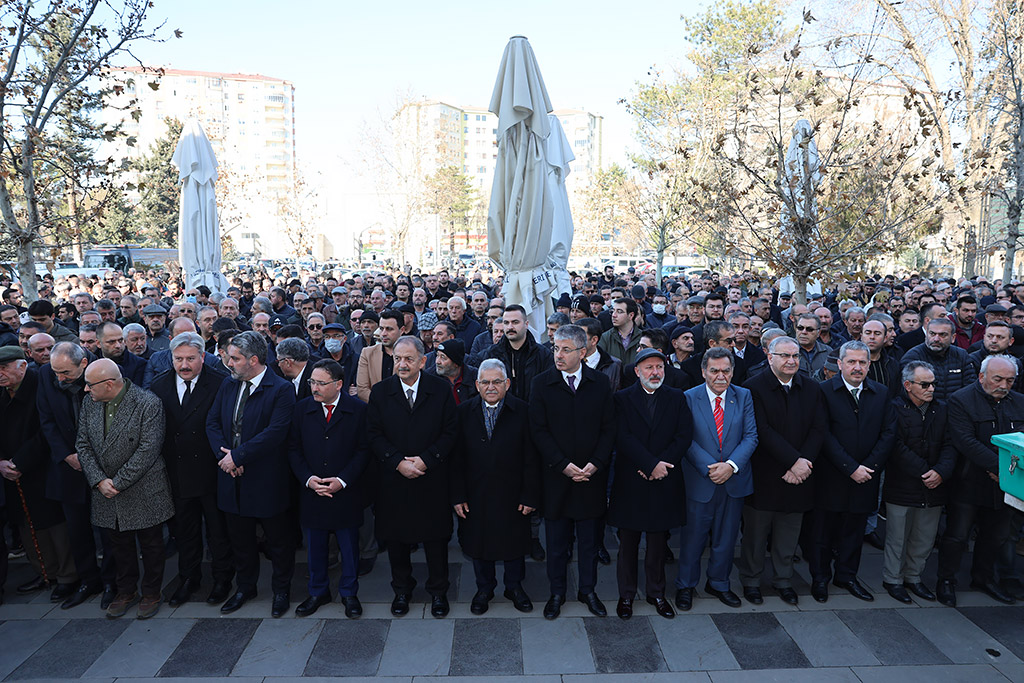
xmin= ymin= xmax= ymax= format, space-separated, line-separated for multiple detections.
xmin=295 ymin=593 xmax=331 ymax=617
xmin=168 ymin=578 xmax=200 ymax=608
xmin=970 ymin=580 xmax=1016 ymax=604
xmin=16 ymin=576 xmax=48 ymax=594
xmin=271 ymin=592 xmax=289 ymax=618
xmin=206 ymin=580 xmax=232 ymax=605
xmin=357 ymin=557 xmax=375 ymax=577
xmin=577 ymin=591 xmax=607 ymax=617
xmin=530 ymin=539 xmax=546 ymax=562
xmin=100 ymin=584 xmax=117 ymax=610
xmin=470 ymin=590 xmax=493 ymax=615
xmin=543 ymin=594 xmax=564 ymax=619
xmin=62 ymin=580 xmax=102 ymax=609
xmin=221 ymin=590 xmax=257 ymax=614
xmin=596 ymin=545 xmax=611 ymax=565
xmin=504 ymin=586 xmax=533 ymax=612
xmin=675 ymin=587 xmax=693 ymax=611
xmin=704 ymin=582 xmax=741 ymax=608
xmin=342 ymin=595 xmax=362 ymax=618
xmin=391 ymin=593 xmax=410 ymax=616
xmin=50 ymin=582 xmax=78 ymax=603
xmin=811 ymin=581 xmax=829 ymax=603
xmin=430 ymin=594 xmax=449 ymax=618
xmin=883 ymin=582 xmax=912 ymax=604
xmin=936 ymin=579 xmax=956 ymax=607
xmin=616 ymin=597 xmax=633 ymax=619
xmin=777 ymin=587 xmax=799 ymax=605
xmin=1001 ymin=579 xmax=1024 ymax=601
xmin=833 ymin=578 xmax=874 ymax=601
xmin=743 ymin=586 xmax=763 ymax=605
xmin=863 ymin=531 xmax=884 ymax=550
xmin=646 ymin=596 xmax=675 ymax=619
xmin=904 ymin=582 xmax=935 ymax=601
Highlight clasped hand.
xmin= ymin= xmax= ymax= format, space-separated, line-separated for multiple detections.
xmin=563 ymin=462 xmax=597 ymax=482
xmin=397 ymin=456 xmax=427 ymax=479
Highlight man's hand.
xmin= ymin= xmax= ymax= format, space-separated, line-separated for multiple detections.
xmin=708 ymin=462 xmax=733 ymax=485
xmin=581 ymin=462 xmax=598 ymax=478
xmin=405 ymin=456 xmax=427 ymax=473
xmin=454 ymin=502 xmax=469 ymax=518
xmin=790 ymin=457 xmax=813 ymax=482
xmin=218 ymin=447 xmax=237 ymax=474
xmin=562 ymin=463 xmax=586 ymax=480
xmin=97 ymin=478 xmax=119 ymax=498
xmin=0 ymin=460 xmax=20 ymax=481
xmin=650 ymin=461 xmax=674 ymax=481
xmin=518 ymin=504 xmax=535 ymax=515
xmin=322 ymin=478 xmax=344 ymax=495
xmin=782 ymin=470 xmax=800 ymax=485
xmin=850 ymin=465 xmax=874 ymax=484
xmin=921 ymin=469 xmax=943 ymax=489
xmin=64 ymin=453 xmax=82 ymax=472
xmin=397 ymin=459 xmax=423 ymax=479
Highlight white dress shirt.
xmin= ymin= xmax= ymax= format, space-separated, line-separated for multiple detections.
xmin=584 ymin=350 xmax=601 ymax=370
xmin=400 ymin=373 xmax=422 ymax=405
xmin=290 ymin=364 xmax=306 ymax=396
xmin=235 ymin=367 xmax=267 ymax=415
xmin=704 ymin=384 xmax=739 ymax=473
xmin=307 ymin=394 xmax=345 ymax=490
xmin=561 ymin=366 xmax=582 ymax=391
xmin=176 ymin=370 xmax=199 ymax=404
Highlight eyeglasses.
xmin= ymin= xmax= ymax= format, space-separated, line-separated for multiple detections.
xmin=795 ymin=325 xmax=818 ymax=332
xmin=552 ymin=346 xmax=584 ymax=355
xmin=307 ymin=378 xmax=339 ymax=387
xmin=476 ymin=379 xmax=506 ymax=386
xmin=307 ymin=324 xmax=323 ymax=330
xmin=910 ymin=380 xmax=936 ymax=388
xmin=85 ymin=378 xmax=116 ymax=388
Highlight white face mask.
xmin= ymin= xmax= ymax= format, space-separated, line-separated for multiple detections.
xmin=324 ymin=338 xmax=344 ymax=354
xmin=652 ymin=304 xmax=666 ymax=315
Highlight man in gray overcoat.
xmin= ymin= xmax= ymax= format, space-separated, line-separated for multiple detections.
xmin=77 ymin=358 xmax=173 ymax=619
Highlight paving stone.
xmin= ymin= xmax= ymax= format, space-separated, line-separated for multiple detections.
xmin=901 ymin=608 xmax=1021 ymax=665
xmin=836 ymin=609 xmax=950 ymax=666
xmin=448 ymin=618 xmax=522 ymax=676
xmin=376 ymin=618 xmax=454 ymax=676
xmin=0 ymin=619 xmax=66 ymax=679
xmin=650 ymin=614 xmax=740 ymax=671
xmin=851 ymin=663 xmax=1010 ymax=682
xmin=584 ymin=616 xmax=668 ymax=673
xmin=711 ymin=612 xmax=811 ymax=670
xmin=708 ymin=669 xmax=860 ymax=683
xmin=7 ymin=618 xmax=130 ymax=679
xmin=959 ymin=606 xmax=1024 ymax=661
xmin=565 ymin=674 xmax=712 ymax=683
xmin=994 ymin=663 xmax=1024 ymax=683
xmin=521 ymin=617 xmax=596 ymax=674
xmin=84 ymin=618 xmax=196 ymax=678
xmin=775 ymin=610 xmax=879 ymax=667
xmin=304 ymin=619 xmax=389 ymax=677
xmin=231 ymin=618 xmax=324 ymax=676
xmin=157 ymin=618 xmax=259 ymax=677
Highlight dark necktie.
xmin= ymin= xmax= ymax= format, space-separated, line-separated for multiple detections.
xmin=233 ymin=381 xmax=250 ymax=448
xmin=851 ymin=387 xmax=860 ymax=404
xmin=182 ymin=379 xmax=192 ymax=406
xmin=714 ymin=396 xmax=724 ymax=449
xmin=782 ymin=384 xmax=790 ymax=396
xmin=567 ymin=375 xmax=576 ymax=393
xmin=485 ymin=405 xmax=497 ymax=439
xmin=406 ymin=388 xmax=415 ymax=409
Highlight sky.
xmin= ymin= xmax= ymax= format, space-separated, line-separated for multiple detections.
xmin=129 ymin=0 xmax=708 ymax=184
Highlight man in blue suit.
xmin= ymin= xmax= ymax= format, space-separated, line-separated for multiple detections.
xmin=206 ymin=331 xmax=296 ymax=618
xmin=676 ymin=346 xmax=758 ymax=610
xmin=288 ymin=359 xmax=369 ymax=618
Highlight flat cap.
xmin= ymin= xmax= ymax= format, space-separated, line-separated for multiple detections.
xmin=0 ymin=346 xmax=25 ymax=363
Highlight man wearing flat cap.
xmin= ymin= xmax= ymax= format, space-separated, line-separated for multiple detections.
xmin=142 ymin=305 xmax=170 ymax=353
xmin=431 ymin=339 xmax=478 ymax=405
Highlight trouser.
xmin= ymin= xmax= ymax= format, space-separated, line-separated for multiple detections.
xmin=472 ymin=557 xmax=525 ymax=593
xmin=20 ymin=521 xmax=77 ymax=585
xmin=808 ymin=509 xmax=867 ymax=584
xmin=676 ymin=489 xmax=744 ymax=591
xmin=307 ymin=527 xmax=359 ymax=597
xmin=546 ymin=517 xmax=599 ymax=596
xmin=864 ymin=472 xmax=885 ymax=534
xmin=937 ymin=501 xmax=1012 ymax=585
xmin=225 ymin=511 xmax=296 ymax=594
xmin=0 ymin=510 xmax=8 ymax=590
xmin=736 ymin=507 xmax=803 ymax=589
xmin=388 ymin=539 xmax=449 ymax=597
xmin=882 ymin=504 xmax=942 ymax=584
xmin=173 ymin=493 xmax=233 ymax=584
xmin=108 ymin=523 xmax=165 ymax=598
xmin=62 ymin=500 xmax=116 ymax=586
xmin=996 ymin=508 xmax=1024 ymax=582
xmin=617 ymin=529 xmax=667 ymax=599
xmin=358 ymin=507 xmax=377 ymax=560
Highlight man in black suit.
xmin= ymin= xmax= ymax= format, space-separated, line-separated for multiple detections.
xmin=529 ymin=324 xmax=615 ymax=619
xmin=288 ymin=359 xmax=370 ymax=618
xmin=273 ymin=338 xmax=314 ymax=399
xmin=366 ymin=335 xmax=458 ymax=618
xmin=96 ymin=321 xmax=147 ymax=385
xmin=451 ymin=358 xmax=541 ymax=615
xmin=206 ymin=331 xmax=297 ymax=617
xmin=608 ymin=348 xmax=692 ymax=619
xmin=811 ymin=340 xmax=896 ymax=603
xmin=739 ymin=336 xmax=825 ymax=606
xmin=150 ymin=332 xmax=232 ymax=607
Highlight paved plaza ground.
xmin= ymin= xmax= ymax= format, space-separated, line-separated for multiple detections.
xmin=0 ymin=531 xmax=1021 ymax=683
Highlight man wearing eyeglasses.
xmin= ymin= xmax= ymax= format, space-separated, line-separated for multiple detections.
xmin=882 ymin=361 xmax=954 ymax=605
xmin=794 ymin=314 xmax=831 ymax=377
xmin=276 ymin=338 xmax=314 ymax=400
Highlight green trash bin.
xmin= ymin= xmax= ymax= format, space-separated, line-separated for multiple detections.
xmin=991 ymin=432 xmax=1024 ymax=501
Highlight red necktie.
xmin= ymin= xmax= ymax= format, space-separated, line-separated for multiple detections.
xmin=325 ymin=404 xmax=334 ymax=424
xmin=714 ymin=396 xmax=724 ymax=449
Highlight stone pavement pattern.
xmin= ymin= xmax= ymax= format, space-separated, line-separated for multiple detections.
xmin=0 ymin=538 xmax=1021 ymax=682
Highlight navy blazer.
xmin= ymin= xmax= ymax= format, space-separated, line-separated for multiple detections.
xmin=682 ymin=383 xmax=758 ymax=503
xmin=206 ymin=368 xmax=296 ymax=518
xmin=288 ymin=393 xmax=369 ymax=530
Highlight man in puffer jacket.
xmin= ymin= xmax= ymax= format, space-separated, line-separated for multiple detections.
xmin=900 ymin=318 xmax=973 ymax=401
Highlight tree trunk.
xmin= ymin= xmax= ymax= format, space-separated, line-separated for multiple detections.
xmin=792 ymin=271 xmax=808 ymax=306
xmin=15 ymin=236 xmax=39 ymax=303
xmin=656 ymin=246 xmax=665 ymax=285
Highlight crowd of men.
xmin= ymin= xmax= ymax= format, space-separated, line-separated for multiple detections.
xmin=0 ymin=264 xmax=1022 ymax=622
